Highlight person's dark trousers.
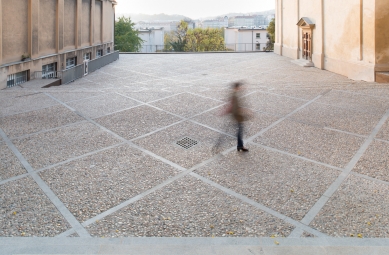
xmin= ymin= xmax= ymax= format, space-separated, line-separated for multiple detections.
xmin=237 ymin=123 xmax=244 ymax=148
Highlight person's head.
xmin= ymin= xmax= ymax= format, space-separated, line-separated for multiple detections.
xmin=232 ymin=81 xmax=243 ymax=91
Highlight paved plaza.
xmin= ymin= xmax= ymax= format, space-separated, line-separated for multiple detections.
xmin=1 ymin=53 xmax=389 ymax=254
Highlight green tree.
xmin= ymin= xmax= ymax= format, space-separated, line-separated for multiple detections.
xmin=166 ymin=20 xmax=226 ymax=52
xmin=184 ymin=28 xmax=225 ymax=52
xmin=266 ymin=18 xmax=275 ymax=51
xmin=115 ymin=17 xmax=144 ymax=52
xmin=170 ymin=20 xmax=188 ymax=52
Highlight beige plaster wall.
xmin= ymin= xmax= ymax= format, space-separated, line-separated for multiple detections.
xmin=94 ymin=1 xmax=102 ymax=44
xmin=280 ymin=0 xmax=298 ymax=59
xmin=64 ymin=0 xmax=77 ymax=50
xmin=275 ymin=0 xmax=381 ymax=81
xmin=39 ymin=0 xmax=57 ymax=55
xmin=2 ymin=0 xmax=28 ymax=63
xmin=363 ymin=0 xmax=376 ymax=65
xmin=82 ymin=0 xmax=91 ymax=46
xmin=323 ymin=0 xmax=360 ymax=62
xmin=103 ymin=1 xmax=113 ymax=43
xmin=375 ymin=0 xmax=389 ymax=65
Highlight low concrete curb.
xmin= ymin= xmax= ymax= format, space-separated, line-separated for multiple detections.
xmin=1 ymin=237 xmax=389 ymax=255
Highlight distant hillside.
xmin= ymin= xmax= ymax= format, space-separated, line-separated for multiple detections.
xmin=201 ymin=9 xmax=275 ymax=20
xmin=116 ymin=13 xmax=192 ymax=22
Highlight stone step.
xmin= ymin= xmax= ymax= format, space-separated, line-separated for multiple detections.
xmin=291 ymin=59 xmax=315 ymax=67
xmin=376 ymin=72 xmax=389 ymax=83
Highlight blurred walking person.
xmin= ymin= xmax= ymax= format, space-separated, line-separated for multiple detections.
xmin=221 ymin=81 xmax=250 ymax=152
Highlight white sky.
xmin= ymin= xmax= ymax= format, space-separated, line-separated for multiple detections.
xmin=115 ymin=0 xmax=275 ymax=19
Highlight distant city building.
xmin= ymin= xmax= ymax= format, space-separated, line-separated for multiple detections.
xmin=228 ymin=16 xmax=255 ymax=27
xmin=202 ymin=16 xmax=228 ymax=29
xmin=138 ymin=28 xmax=165 ymax=53
xmin=224 ymin=27 xmax=269 ymax=52
xmin=135 ymin=20 xmax=195 ymax=31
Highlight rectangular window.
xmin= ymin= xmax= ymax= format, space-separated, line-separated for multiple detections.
xmin=256 ymin=33 xmax=261 ymax=38
xmin=256 ymin=43 xmax=261 ymax=50
xmin=96 ymin=49 xmax=103 ymax=58
xmin=107 ymin=47 xmax=111 ymax=54
xmin=42 ymin=63 xmax=57 ymax=78
xmin=66 ymin=57 xmax=76 ymax=69
xmin=83 ymin=53 xmax=91 ymax=61
xmin=7 ymin=71 xmax=28 ymax=88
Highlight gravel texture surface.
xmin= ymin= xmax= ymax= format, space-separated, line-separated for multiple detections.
xmin=39 ymin=144 xmax=178 ymax=222
xmin=376 ymin=118 xmax=389 ymax=141
xmin=254 ymin=120 xmax=365 ymax=168
xmin=86 ymin=175 xmax=295 ymax=237
xmin=95 ymin=105 xmax=182 ymax=140
xmin=0 ymin=92 xmax=58 ymax=117
xmin=0 ymin=142 xmax=26 ymax=181
xmin=47 ymin=92 xmax=103 ymax=102
xmin=243 ymin=91 xmax=307 ymax=116
xmin=150 ymin=93 xmax=223 ymax=118
xmin=0 ymin=105 xmax=84 ymax=138
xmin=0 ymin=177 xmax=71 ymax=236
xmin=13 ymin=122 xmax=120 ymax=169
xmin=310 ymin=175 xmax=389 ymax=238
xmin=195 ymin=146 xmax=340 ymax=221
xmin=67 ymin=93 xmax=140 ymax=118
xmin=301 ymin=231 xmax=316 ymax=238
xmin=269 ymin=88 xmax=328 ymax=101
xmin=1 ymin=53 xmax=389 ymax=239
xmin=119 ymin=91 xmax=178 ymax=103
xmin=289 ymin=102 xmax=382 ymax=136
xmin=134 ymin=121 xmax=235 ymax=168
xmin=353 ymin=140 xmax=389 ymax=182
xmin=315 ymin=90 xmax=389 ymax=115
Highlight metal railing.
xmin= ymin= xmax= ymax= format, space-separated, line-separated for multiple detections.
xmin=62 ymin=51 xmax=119 ymax=84
xmin=117 ymin=43 xmax=274 ymax=53
xmin=62 ymin=64 xmax=84 ymax=84
xmin=34 ymin=71 xmax=62 ymax=79
xmin=88 ymin=51 xmax=119 ymax=73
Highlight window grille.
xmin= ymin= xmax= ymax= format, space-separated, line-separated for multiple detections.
xmin=96 ymin=49 xmax=103 ymax=58
xmin=42 ymin=63 xmax=57 ymax=79
xmin=66 ymin=57 xmax=76 ymax=69
xmin=7 ymin=71 xmax=28 ymax=88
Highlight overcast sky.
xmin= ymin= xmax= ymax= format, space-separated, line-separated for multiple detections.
xmin=115 ymin=0 xmax=275 ymax=19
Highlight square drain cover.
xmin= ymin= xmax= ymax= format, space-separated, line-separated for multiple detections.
xmin=176 ymin=137 xmax=198 ymax=149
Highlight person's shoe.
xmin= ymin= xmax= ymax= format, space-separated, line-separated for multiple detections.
xmin=237 ymin=147 xmax=249 ymax=152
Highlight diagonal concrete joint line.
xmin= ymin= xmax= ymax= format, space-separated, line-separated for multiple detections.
xmin=246 ymin=95 xmax=323 ymax=143
xmin=296 ymin=107 xmax=389 ymax=227
xmin=0 ymin=128 xmax=91 ymax=237
xmin=190 ymin=172 xmax=327 ymax=238
xmin=44 ymin=92 xmax=76 ymax=112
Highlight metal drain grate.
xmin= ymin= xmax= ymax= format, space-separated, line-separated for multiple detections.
xmin=176 ymin=137 xmax=198 ymax=149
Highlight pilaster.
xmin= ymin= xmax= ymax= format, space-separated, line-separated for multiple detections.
xmin=57 ymin=0 xmax=64 ymax=53
xmin=28 ymin=0 xmax=39 ymax=58
xmin=75 ymin=0 xmax=82 ymax=48
xmin=0 ymin=0 xmax=2 ymax=65
xmin=90 ymin=0 xmax=95 ymax=46
xmin=101 ymin=0 xmax=104 ymax=43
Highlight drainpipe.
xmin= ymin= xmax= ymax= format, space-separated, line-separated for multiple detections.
xmin=252 ymin=29 xmax=253 ymax=51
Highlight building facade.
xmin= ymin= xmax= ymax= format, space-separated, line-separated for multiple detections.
xmin=0 ymin=0 xmax=117 ymax=89
xmin=224 ymin=28 xmax=269 ymax=52
xmin=228 ymin=16 xmax=255 ymax=28
xmin=202 ymin=16 xmax=228 ymax=29
xmin=138 ymin=28 xmax=165 ymax=53
xmin=274 ymin=0 xmax=389 ymax=82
